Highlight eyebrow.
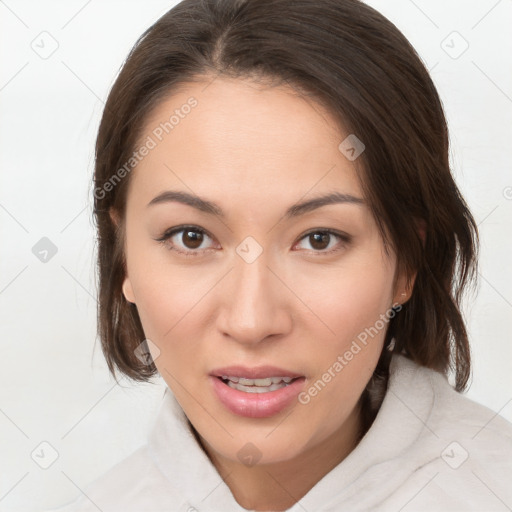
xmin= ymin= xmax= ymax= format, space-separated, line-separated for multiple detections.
xmin=147 ymin=190 xmax=364 ymax=219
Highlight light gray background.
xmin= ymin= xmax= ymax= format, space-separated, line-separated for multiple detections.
xmin=1 ymin=1 xmax=511 ymax=510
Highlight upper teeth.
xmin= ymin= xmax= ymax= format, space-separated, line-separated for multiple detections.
xmin=221 ymin=376 xmax=293 ymax=386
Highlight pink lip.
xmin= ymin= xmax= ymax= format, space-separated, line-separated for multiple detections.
xmin=210 ymin=376 xmax=306 ymax=418
xmin=209 ymin=365 xmax=304 ymax=379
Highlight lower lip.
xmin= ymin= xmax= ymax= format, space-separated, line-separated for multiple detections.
xmin=210 ymin=376 xmax=306 ymax=418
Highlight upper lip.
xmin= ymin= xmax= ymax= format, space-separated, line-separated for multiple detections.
xmin=210 ymin=365 xmax=304 ymax=379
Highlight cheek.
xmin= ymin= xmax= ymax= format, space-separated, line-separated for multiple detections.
xmin=294 ymin=262 xmax=393 ymax=430
xmin=292 ymin=248 xmax=394 ymax=408
xmin=123 ymin=233 xmax=180 ymax=349
xmin=124 ymin=219 xmax=207 ymax=333
xmin=131 ymin=274 xmax=209 ymax=390
xmin=294 ymin=255 xmax=395 ymax=346
xmin=131 ymin=268 xmax=208 ymax=344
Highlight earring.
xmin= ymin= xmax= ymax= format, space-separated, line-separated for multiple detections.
xmin=387 ymin=337 xmax=396 ymax=351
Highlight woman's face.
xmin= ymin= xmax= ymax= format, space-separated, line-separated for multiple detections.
xmin=121 ymin=76 xmax=406 ymax=466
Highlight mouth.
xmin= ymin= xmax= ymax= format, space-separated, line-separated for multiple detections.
xmin=209 ymin=365 xmax=306 ymax=418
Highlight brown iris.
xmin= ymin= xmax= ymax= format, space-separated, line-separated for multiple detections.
xmin=182 ymin=230 xmax=204 ymax=249
xmin=309 ymin=232 xmax=330 ymax=250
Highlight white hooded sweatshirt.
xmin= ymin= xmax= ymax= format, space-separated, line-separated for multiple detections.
xmin=47 ymin=354 xmax=512 ymax=511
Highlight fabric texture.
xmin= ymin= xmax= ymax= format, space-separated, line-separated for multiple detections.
xmin=46 ymin=353 xmax=512 ymax=511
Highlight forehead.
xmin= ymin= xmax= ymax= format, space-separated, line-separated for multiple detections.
xmin=128 ymin=76 xmax=363 ymax=212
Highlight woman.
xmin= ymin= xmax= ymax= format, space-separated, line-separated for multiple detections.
xmin=49 ymin=0 xmax=512 ymax=510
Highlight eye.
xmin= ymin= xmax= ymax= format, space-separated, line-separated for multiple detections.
xmin=293 ymin=229 xmax=351 ymax=255
xmin=155 ymin=225 xmax=218 ymax=257
xmin=155 ymin=225 xmax=351 ymax=257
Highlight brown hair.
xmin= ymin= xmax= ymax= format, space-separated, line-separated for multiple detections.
xmin=93 ymin=0 xmax=478 ymax=408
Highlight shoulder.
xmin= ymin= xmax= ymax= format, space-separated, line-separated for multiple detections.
xmin=423 ymin=357 xmax=512 ymax=450
xmin=44 ymin=445 xmax=186 ymax=512
xmin=382 ymin=354 xmax=512 ymax=511
xmin=391 ymin=353 xmax=512 ymax=448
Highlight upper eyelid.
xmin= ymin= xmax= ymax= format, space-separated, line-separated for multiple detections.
xmin=158 ymin=225 xmax=214 ymax=241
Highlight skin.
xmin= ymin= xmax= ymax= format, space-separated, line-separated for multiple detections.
xmin=118 ymin=76 xmax=413 ymax=511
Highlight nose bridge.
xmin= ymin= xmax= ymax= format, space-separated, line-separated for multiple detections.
xmin=219 ymin=243 xmax=290 ymax=344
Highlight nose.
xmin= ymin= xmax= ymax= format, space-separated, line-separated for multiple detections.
xmin=216 ymin=250 xmax=292 ymax=346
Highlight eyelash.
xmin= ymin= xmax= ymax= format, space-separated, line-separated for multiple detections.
xmin=155 ymin=225 xmax=352 ymax=257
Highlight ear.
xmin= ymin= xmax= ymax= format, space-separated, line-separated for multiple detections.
xmin=109 ymin=207 xmax=135 ymax=304
xmin=122 ymin=277 xmax=136 ymax=304
xmin=109 ymin=207 xmax=120 ymax=229
xmin=392 ymin=217 xmax=426 ymax=306
xmin=392 ymin=270 xmax=416 ymax=306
